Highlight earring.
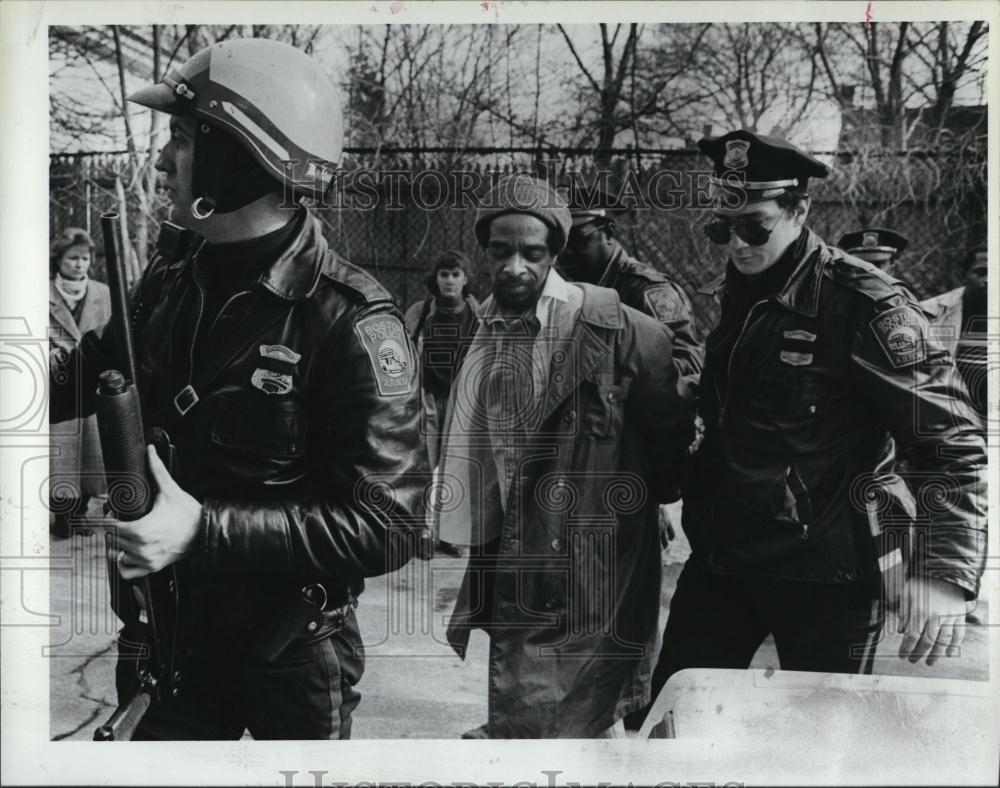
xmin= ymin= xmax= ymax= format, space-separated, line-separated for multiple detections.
xmin=190 ymin=197 xmax=215 ymax=220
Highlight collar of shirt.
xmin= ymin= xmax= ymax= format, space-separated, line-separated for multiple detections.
xmin=482 ymin=267 xmax=572 ymax=329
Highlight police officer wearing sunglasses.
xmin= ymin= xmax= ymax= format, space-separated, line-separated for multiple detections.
xmin=642 ymin=130 xmax=986 ymax=709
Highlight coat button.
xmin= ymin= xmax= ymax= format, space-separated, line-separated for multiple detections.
xmin=564 ymin=410 xmax=576 ymax=423
xmin=544 ymin=599 xmax=557 ymax=610
xmin=550 ymin=538 xmax=562 ymax=551
xmin=607 ymin=391 xmax=616 ymax=403
xmin=288 ymin=442 xmax=298 ymax=453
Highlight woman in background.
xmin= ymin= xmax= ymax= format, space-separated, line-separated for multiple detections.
xmin=49 ymin=227 xmax=111 ymax=537
xmin=404 ymin=250 xmax=481 ymax=556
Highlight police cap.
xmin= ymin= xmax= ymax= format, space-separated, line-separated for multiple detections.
xmin=567 ymin=187 xmax=635 ymax=228
xmin=838 ymin=227 xmax=909 ymax=258
xmin=698 ymin=129 xmax=829 ymax=204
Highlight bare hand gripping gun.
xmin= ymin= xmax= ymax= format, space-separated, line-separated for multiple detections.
xmin=93 ymin=213 xmax=182 ymax=741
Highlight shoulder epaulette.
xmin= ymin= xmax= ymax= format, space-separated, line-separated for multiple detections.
xmin=321 ymin=252 xmax=396 ymax=306
xmin=824 ymin=248 xmax=907 ymax=304
xmin=617 ymin=257 xmax=668 ymax=285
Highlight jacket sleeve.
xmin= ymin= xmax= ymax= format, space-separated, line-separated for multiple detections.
xmin=849 ymin=292 xmax=987 ymax=598
xmin=197 ymin=304 xmax=431 ymax=580
xmin=636 ymin=279 xmax=704 ymax=388
xmin=627 ymin=308 xmax=695 ymax=503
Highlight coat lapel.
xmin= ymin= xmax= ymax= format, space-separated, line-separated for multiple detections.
xmin=537 ymin=295 xmax=614 ymax=425
xmin=75 ymin=282 xmax=110 ymax=334
xmin=49 ymin=281 xmax=82 ymax=341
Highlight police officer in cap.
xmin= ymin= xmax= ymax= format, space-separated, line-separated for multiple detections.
xmin=49 ymin=38 xmax=428 ymax=739
xmin=838 ymin=227 xmax=909 ymax=274
xmin=640 ymin=129 xmax=986 ymax=716
xmin=560 ymin=189 xmax=703 ymax=382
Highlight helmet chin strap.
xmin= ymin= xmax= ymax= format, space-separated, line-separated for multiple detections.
xmin=190 ymin=120 xmax=281 ymax=219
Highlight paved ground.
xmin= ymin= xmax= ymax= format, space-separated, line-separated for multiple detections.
xmin=48 ymin=501 xmax=989 ymax=740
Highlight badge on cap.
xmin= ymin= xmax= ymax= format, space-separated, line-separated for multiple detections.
xmin=354 ymin=315 xmax=413 ymax=396
xmin=723 ymin=140 xmax=750 ymax=171
xmin=862 ymin=231 xmax=880 ymax=248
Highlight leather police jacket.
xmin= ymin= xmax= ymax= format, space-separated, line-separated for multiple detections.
xmin=597 ymin=245 xmax=704 ymax=382
xmin=683 ymin=229 xmax=986 ymax=597
xmin=50 ymin=209 xmax=429 ymax=649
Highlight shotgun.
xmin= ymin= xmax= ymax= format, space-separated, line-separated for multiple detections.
xmin=93 ymin=212 xmax=182 ymax=741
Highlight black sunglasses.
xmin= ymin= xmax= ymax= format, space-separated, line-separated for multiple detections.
xmin=703 ymin=213 xmax=782 ymax=247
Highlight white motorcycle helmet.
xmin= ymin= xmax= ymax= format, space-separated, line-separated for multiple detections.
xmin=129 ymin=38 xmax=343 ymax=214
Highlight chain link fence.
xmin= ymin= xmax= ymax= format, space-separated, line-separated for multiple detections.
xmin=50 ymin=146 xmax=987 ymax=337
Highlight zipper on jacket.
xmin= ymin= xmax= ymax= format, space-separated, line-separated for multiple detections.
xmin=706 ymin=297 xmax=769 ymax=568
xmin=716 ymin=298 xmax=769 ymax=427
xmin=208 ymin=289 xmax=253 ymax=338
xmin=187 ymin=266 xmax=207 ymax=386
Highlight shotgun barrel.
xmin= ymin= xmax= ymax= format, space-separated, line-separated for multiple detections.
xmin=93 ymin=213 xmax=181 ymax=741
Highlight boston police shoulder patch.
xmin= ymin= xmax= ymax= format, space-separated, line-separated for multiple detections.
xmin=643 ymin=284 xmax=685 ymax=324
xmin=869 ymin=305 xmax=927 ymax=368
xmin=354 ymin=314 xmax=413 ymax=396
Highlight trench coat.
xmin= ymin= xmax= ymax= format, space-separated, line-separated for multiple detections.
xmin=440 ymin=280 xmax=694 ymax=737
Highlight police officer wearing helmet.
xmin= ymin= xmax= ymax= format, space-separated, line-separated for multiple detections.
xmin=560 ymin=189 xmax=703 ymax=383
xmin=838 ymin=227 xmax=909 ymax=274
xmin=641 ymin=130 xmax=986 ymax=712
xmin=49 ymin=38 xmax=428 ymax=739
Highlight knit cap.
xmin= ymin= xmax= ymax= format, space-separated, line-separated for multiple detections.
xmin=474 ymin=174 xmax=572 ymax=253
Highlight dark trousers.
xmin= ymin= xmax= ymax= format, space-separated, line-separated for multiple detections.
xmin=654 ymin=558 xmax=883 ymax=689
xmin=115 ymin=615 xmax=364 ymax=740
xmin=625 ymin=558 xmax=884 ymax=729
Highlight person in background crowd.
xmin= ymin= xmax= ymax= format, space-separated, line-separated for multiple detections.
xmin=639 ymin=130 xmax=986 ymax=725
xmin=49 ymin=38 xmax=428 ymax=740
xmin=49 ymin=227 xmax=111 ymax=538
xmin=437 ymin=174 xmax=693 ymax=738
xmin=560 ymin=189 xmax=703 ymax=384
xmin=404 ymin=250 xmax=481 ymax=556
xmin=404 ymin=250 xmax=481 ymax=466
xmin=838 ymin=227 xmax=909 ymax=274
xmin=921 ymin=243 xmax=989 ymax=420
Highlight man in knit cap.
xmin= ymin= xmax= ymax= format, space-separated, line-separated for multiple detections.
xmin=436 ymin=174 xmax=694 ymax=738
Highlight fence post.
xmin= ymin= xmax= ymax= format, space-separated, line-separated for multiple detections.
xmin=84 ymin=157 xmax=92 ymax=237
